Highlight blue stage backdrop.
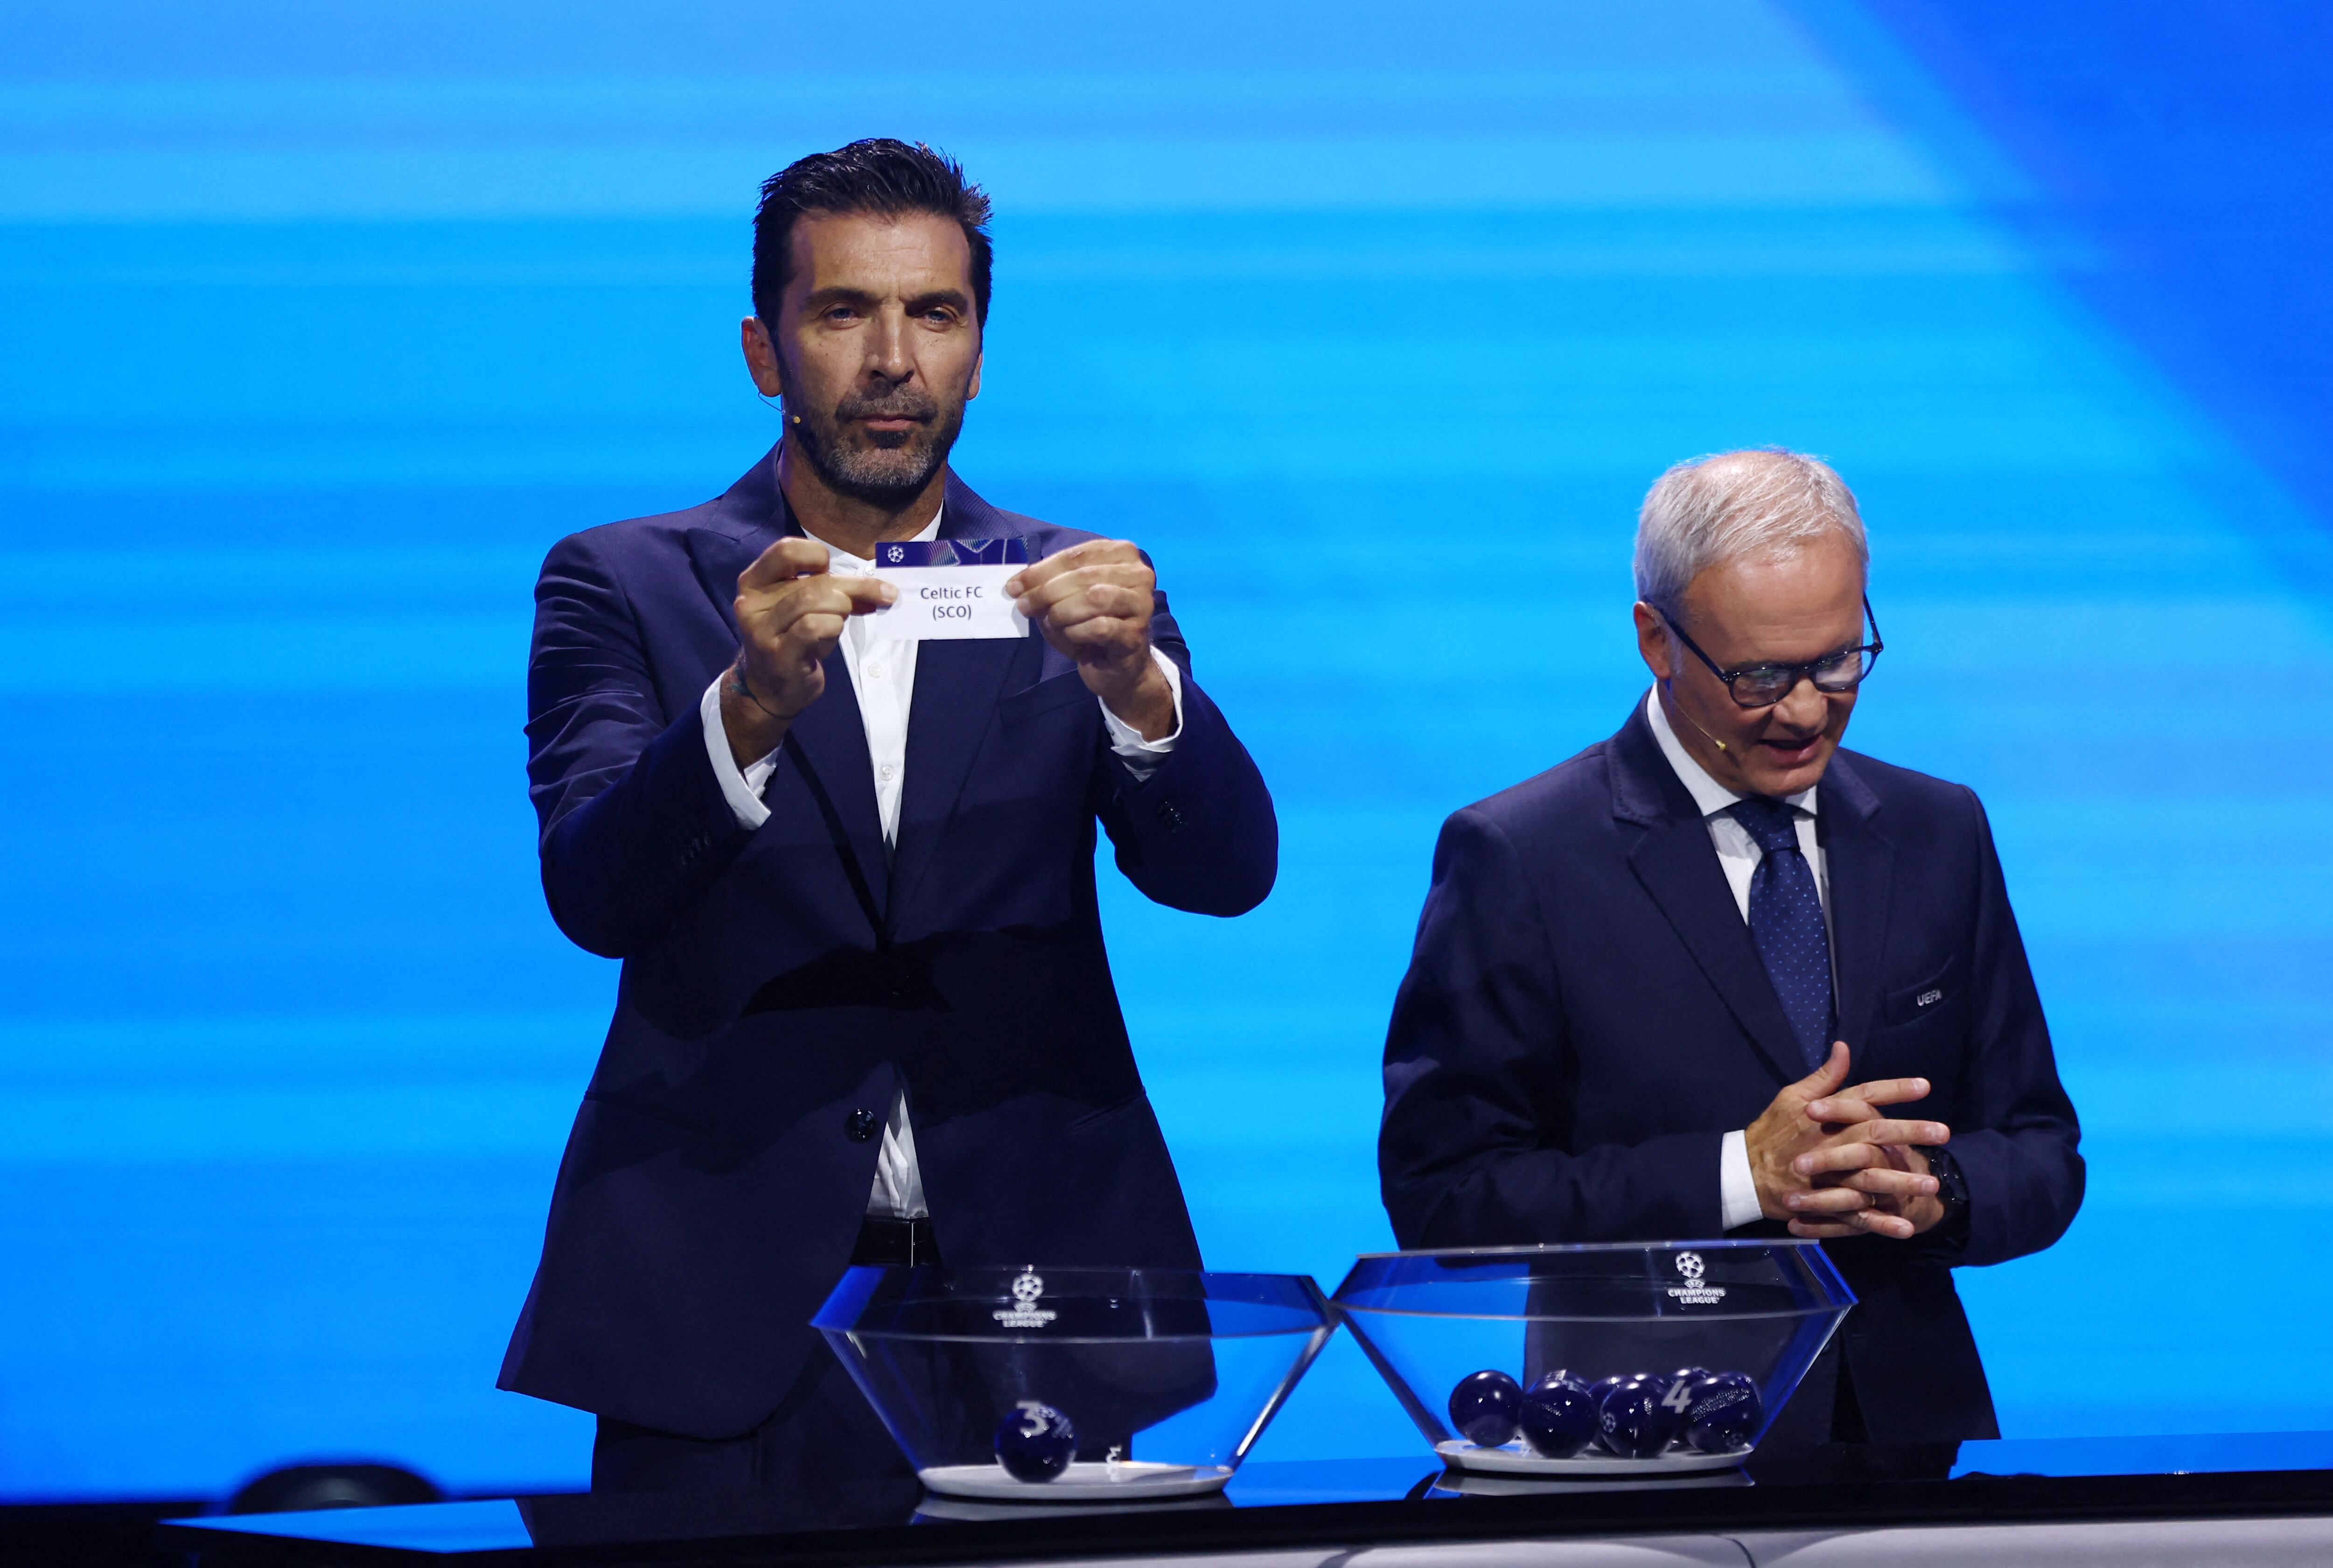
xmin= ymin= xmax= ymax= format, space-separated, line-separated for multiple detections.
xmin=4 ymin=0 xmax=2331 ymax=1499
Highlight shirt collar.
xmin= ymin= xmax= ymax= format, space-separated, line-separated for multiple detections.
xmin=1644 ymin=687 xmax=1819 ymax=821
xmin=811 ymin=507 xmax=944 ymax=572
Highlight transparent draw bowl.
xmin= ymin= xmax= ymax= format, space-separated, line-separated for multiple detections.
xmin=814 ymin=1266 xmax=1335 ymax=1503
xmin=1332 ymin=1241 xmax=1854 ymax=1477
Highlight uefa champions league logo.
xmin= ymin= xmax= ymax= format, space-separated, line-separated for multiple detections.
xmin=1667 ymin=1250 xmax=1725 ymax=1306
xmin=992 ymin=1269 xmax=1060 ymax=1328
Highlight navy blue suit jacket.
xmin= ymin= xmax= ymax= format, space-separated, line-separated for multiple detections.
xmin=1379 ymin=700 xmax=2082 ymax=1442
xmin=500 ymin=449 xmax=1276 ymax=1438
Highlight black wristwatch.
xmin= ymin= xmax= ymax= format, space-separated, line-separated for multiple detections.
xmin=1917 ymin=1145 xmax=1970 ymax=1231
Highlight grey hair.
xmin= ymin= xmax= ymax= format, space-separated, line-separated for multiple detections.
xmin=1633 ymin=447 xmax=1868 ymax=620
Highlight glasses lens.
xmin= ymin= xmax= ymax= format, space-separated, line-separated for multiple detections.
xmin=1812 ymin=647 xmax=1874 ymax=692
xmin=1729 ymin=668 xmax=1793 ymax=707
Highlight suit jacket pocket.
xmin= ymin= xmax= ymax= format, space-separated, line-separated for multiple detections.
xmin=582 ymin=1086 xmax=707 ymax=1137
xmin=999 ymin=671 xmax=1093 ymax=728
xmin=1881 ymin=953 xmax=1967 ymax=1029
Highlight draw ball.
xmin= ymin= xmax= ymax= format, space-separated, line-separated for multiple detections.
xmin=1683 ymin=1371 xmax=1763 ymax=1454
xmin=993 ymin=1400 xmax=1076 ymax=1482
xmin=1518 ymin=1373 xmax=1599 ymax=1459
xmin=1447 ymin=1369 xmax=1524 ymax=1448
xmin=1595 ymin=1373 xmax=1683 ymax=1460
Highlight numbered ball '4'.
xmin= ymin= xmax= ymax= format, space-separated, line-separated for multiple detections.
xmin=1447 ymin=1370 xmax=1523 ymax=1448
xmin=993 ymin=1400 xmax=1076 ymax=1482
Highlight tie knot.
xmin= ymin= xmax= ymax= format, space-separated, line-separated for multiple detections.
xmin=1729 ymin=795 xmax=1802 ymax=854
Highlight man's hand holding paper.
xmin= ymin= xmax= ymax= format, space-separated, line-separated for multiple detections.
xmin=1007 ymin=537 xmax=1178 ymax=742
xmin=721 ymin=536 xmax=898 ymax=765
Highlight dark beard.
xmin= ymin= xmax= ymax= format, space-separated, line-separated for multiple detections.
xmin=787 ymin=385 xmax=966 ymax=508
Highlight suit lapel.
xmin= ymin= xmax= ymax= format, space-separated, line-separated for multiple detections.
xmin=888 ymin=479 xmax=1041 ymax=917
xmin=682 ymin=445 xmax=785 ymax=624
xmin=684 ymin=447 xmax=889 ymax=920
xmin=1816 ymin=753 xmax=1893 ymax=1057
xmin=1611 ymin=704 xmax=1806 ymax=1085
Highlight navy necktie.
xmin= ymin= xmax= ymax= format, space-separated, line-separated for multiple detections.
xmin=1730 ymin=796 xmax=1834 ymax=1070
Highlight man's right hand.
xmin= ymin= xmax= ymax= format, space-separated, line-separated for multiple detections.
xmin=1745 ymin=1043 xmax=1946 ymax=1236
xmin=719 ymin=537 xmax=897 ymax=766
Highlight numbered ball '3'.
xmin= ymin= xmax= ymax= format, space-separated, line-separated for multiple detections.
xmin=1518 ymin=1373 xmax=1599 ymax=1459
xmin=993 ymin=1400 xmax=1076 ymax=1482
xmin=1683 ymin=1372 xmax=1764 ymax=1454
xmin=1448 ymin=1370 xmax=1523 ymax=1448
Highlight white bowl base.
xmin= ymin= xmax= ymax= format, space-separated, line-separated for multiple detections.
xmin=1436 ymin=1439 xmax=1753 ymax=1476
xmin=919 ymin=1460 xmax=1234 ymax=1502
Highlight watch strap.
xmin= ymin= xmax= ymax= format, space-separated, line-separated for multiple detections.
xmin=1917 ymin=1144 xmax=1970 ymax=1215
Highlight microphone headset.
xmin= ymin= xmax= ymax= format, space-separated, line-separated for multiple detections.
xmin=1660 ymin=678 xmax=1730 ymax=753
xmin=1652 ymin=609 xmax=1731 ymax=755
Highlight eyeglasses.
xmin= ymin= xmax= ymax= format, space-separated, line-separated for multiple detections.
xmin=1662 ymin=597 xmax=1884 ymax=709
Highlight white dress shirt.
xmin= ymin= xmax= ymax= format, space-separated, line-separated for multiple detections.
xmin=1643 ymin=690 xmax=1829 ymax=1232
xmin=697 ymin=509 xmax=1186 ymax=1218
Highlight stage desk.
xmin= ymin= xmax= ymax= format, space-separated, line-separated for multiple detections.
xmin=161 ymin=1434 xmax=2333 ymax=1568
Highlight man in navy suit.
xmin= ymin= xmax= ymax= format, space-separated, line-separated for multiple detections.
xmin=500 ymin=140 xmax=1276 ymax=1490
xmin=1379 ymin=449 xmax=2081 ymax=1443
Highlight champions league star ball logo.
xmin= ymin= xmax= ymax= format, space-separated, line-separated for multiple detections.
xmin=1667 ymin=1250 xmax=1726 ymax=1306
xmin=992 ymin=1270 xmax=1059 ymax=1329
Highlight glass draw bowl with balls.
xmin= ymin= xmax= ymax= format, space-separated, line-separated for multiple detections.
xmin=814 ymin=1266 xmax=1336 ymax=1502
xmin=1332 ymin=1240 xmax=1854 ymax=1477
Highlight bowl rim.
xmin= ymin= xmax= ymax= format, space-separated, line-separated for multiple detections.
xmin=1348 ymin=1238 xmax=1831 ymax=1261
xmin=1331 ymin=1302 xmax=1845 ymax=1324
xmin=830 ymin=1263 xmax=1331 ymax=1288
xmin=1332 ymin=1238 xmax=1854 ymax=1322
xmin=826 ymin=1324 xmax=1330 ymax=1345
xmin=813 ymin=1264 xmax=1339 ymax=1342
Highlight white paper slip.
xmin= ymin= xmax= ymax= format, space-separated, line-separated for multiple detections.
xmin=868 ymin=539 xmax=1031 ymax=641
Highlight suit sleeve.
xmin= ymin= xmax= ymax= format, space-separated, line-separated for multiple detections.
xmin=525 ymin=530 xmax=754 ymax=958
xmin=1380 ymin=808 xmax=1725 ymax=1246
xmin=1094 ymin=584 xmax=1278 ymax=917
xmin=1942 ymin=788 xmax=2085 ymax=1267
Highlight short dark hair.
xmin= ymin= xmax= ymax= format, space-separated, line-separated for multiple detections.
xmin=751 ymin=139 xmax=993 ymax=327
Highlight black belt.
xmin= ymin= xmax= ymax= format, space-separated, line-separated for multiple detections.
xmin=852 ymin=1214 xmax=941 ymax=1267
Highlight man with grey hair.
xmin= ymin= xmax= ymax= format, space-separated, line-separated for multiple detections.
xmin=1378 ymin=448 xmax=2082 ymax=1444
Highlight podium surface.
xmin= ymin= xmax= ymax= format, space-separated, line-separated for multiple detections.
xmin=161 ymin=1433 xmax=2333 ymax=1567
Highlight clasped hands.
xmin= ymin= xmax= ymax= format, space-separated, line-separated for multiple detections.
xmin=1747 ymin=1042 xmax=1949 ymax=1240
xmin=720 ymin=535 xmax=1175 ymax=763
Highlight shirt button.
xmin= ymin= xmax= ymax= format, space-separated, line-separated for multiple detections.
xmin=868 ymin=662 xmax=885 ymax=679
xmin=880 ymin=764 xmax=897 ymax=781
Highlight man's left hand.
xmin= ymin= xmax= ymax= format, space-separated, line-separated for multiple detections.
xmin=1006 ymin=539 xmax=1176 ymax=740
